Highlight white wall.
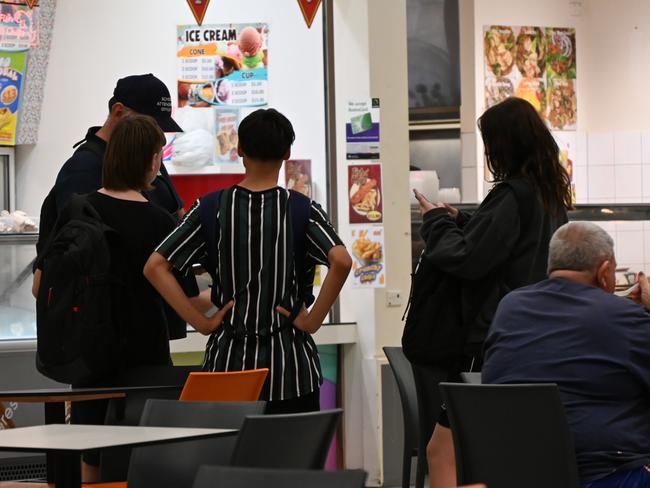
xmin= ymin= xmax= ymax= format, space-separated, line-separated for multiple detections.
xmin=334 ymin=0 xmax=411 ymax=484
xmin=16 ymin=0 xmax=326 ymax=214
xmin=461 ymin=0 xmax=650 ymax=200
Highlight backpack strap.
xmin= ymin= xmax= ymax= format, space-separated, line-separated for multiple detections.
xmin=198 ymin=190 xmax=222 ymax=276
xmin=288 ymin=190 xmax=313 ymax=312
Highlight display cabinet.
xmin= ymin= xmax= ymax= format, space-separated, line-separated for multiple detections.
xmin=0 ymin=233 xmax=36 ymax=342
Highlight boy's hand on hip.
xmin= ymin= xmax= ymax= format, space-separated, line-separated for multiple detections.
xmin=203 ymin=300 xmax=234 ymax=334
xmin=276 ymin=305 xmax=317 ymax=334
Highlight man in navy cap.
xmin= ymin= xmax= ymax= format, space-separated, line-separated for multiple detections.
xmin=37 ymin=74 xmax=185 ymax=255
xmin=34 ymin=75 xmax=190 ymax=482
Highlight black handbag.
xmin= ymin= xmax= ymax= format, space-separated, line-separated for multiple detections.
xmin=401 ymin=252 xmax=466 ymax=366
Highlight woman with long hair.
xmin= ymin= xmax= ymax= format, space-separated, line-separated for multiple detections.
xmin=408 ymin=97 xmax=571 ymax=488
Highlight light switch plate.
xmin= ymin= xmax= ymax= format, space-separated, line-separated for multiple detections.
xmin=386 ymin=290 xmax=403 ymax=307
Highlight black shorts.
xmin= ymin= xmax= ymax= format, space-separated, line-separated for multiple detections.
xmin=265 ymin=390 xmax=320 ymax=415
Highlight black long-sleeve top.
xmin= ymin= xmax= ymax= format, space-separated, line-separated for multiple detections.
xmin=420 ymin=179 xmax=568 ymax=355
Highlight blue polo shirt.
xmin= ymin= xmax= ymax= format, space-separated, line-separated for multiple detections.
xmin=483 ymin=278 xmax=650 ymax=483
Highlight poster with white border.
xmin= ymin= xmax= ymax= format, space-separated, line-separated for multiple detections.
xmin=350 ymin=225 xmax=385 ymax=288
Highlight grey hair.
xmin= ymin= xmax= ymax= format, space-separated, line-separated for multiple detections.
xmin=547 ymin=221 xmax=615 ymax=274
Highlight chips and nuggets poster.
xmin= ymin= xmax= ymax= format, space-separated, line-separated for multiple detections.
xmin=350 ymin=226 xmax=385 ymax=288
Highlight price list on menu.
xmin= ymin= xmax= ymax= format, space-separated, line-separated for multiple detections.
xmin=229 ymin=79 xmax=268 ymax=106
xmin=179 ymin=56 xmax=216 ymax=81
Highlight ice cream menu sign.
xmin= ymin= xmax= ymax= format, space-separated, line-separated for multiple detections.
xmin=483 ymin=25 xmax=577 ymax=130
xmin=174 ymin=23 xmax=269 ymax=168
xmin=177 ymin=23 xmax=269 ymax=108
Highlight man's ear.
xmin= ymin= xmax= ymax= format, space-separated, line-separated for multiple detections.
xmin=282 ymin=147 xmax=291 ymax=161
xmin=111 ymin=102 xmax=127 ymax=119
xmin=237 ymin=142 xmax=244 ymax=158
xmin=596 ymin=260 xmax=612 ymax=289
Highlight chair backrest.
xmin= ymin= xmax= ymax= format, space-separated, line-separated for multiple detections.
xmin=192 ymin=466 xmax=367 ymax=488
xmin=179 ymin=369 xmax=269 ymax=402
xmin=125 ymin=399 xmax=266 ymax=488
xmin=99 ymin=365 xmax=199 ymax=481
xmin=439 ymin=383 xmax=580 ymax=488
xmin=383 ymin=346 xmax=419 ymax=446
xmin=230 ymin=409 xmax=342 ymax=469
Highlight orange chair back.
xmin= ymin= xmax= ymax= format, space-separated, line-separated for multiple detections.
xmin=179 ymin=369 xmax=269 ymax=402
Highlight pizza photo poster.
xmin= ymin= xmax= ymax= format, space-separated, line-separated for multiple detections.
xmin=483 ymin=25 xmax=576 ymax=131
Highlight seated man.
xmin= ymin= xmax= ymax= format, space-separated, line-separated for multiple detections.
xmin=483 ymin=221 xmax=650 ymax=488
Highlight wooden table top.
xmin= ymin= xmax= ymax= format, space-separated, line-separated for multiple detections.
xmin=0 ymin=385 xmax=181 ymax=403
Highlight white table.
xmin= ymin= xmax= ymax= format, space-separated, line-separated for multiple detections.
xmin=0 ymin=424 xmax=236 ymax=488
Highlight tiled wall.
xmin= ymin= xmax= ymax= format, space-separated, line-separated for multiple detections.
xmin=596 ymin=221 xmax=650 ymax=276
xmin=577 ymin=131 xmax=650 ymax=204
xmin=460 ymin=131 xmax=650 ymax=273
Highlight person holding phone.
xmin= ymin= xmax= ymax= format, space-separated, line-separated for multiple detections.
xmin=409 ymin=97 xmax=572 ymax=488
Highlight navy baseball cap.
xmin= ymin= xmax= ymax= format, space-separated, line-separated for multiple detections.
xmin=112 ymin=73 xmax=183 ymax=133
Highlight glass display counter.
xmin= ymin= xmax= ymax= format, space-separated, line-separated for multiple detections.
xmin=0 ymin=233 xmax=37 ymax=342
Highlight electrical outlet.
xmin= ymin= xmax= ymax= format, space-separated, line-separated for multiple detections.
xmin=386 ymin=290 xmax=403 ymax=307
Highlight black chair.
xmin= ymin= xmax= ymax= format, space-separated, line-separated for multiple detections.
xmin=229 ymin=409 xmax=342 ymax=469
xmin=125 ymin=399 xmax=266 ymax=488
xmin=192 ymin=466 xmax=367 ymax=488
xmin=411 ymin=363 xmax=447 ymax=486
xmin=100 ymin=365 xmax=200 ymax=481
xmin=383 ymin=346 xmax=423 ymax=488
xmin=439 ymin=383 xmax=580 ymax=488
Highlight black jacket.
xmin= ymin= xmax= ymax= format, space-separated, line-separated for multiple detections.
xmin=419 ymin=179 xmax=568 ymax=357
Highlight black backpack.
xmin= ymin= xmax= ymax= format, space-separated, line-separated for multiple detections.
xmin=198 ymin=188 xmax=313 ymax=322
xmin=35 ymin=195 xmax=126 ymax=385
xmin=36 ymin=138 xmax=105 ymax=258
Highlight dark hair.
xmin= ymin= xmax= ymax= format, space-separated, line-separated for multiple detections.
xmin=478 ymin=97 xmax=572 ymax=214
xmin=238 ymin=108 xmax=295 ymax=161
xmin=102 ymin=114 xmax=165 ymax=191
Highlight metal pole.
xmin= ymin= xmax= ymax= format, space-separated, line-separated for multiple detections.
xmin=322 ymin=0 xmax=341 ymax=324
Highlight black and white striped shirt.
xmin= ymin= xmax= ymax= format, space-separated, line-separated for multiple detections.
xmin=156 ymin=186 xmax=343 ymax=401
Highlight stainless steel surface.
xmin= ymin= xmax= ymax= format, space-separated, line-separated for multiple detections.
xmin=0 ymin=233 xmax=37 ymax=341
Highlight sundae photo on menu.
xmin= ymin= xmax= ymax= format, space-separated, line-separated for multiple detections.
xmin=177 ymin=23 xmax=269 ymax=108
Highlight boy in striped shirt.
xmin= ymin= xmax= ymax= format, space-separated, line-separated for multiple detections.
xmin=145 ymin=109 xmax=352 ymax=413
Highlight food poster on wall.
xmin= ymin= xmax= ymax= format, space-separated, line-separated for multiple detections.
xmin=348 ymin=163 xmax=383 ymax=224
xmin=483 ymin=25 xmax=576 ymax=130
xmin=346 ymin=98 xmax=380 ymax=160
xmin=0 ymin=50 xmax=26 ymax=146
xmin=177 ymin=23 xmax=268 ymax=108
xmin=285 ymin=159 xmax=312 ymax=197
xmin=215 ymin=107 xmax=240 ymax=162
xmin=173 ymin=23 xmax=268 ymax=169
xmin=350 ymin=226 xmax=385 ymax=288
xmin=552 ymin=131 xmax=577 ymax=204
xmin=0 ymin=3 xmax=39 ymax=50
